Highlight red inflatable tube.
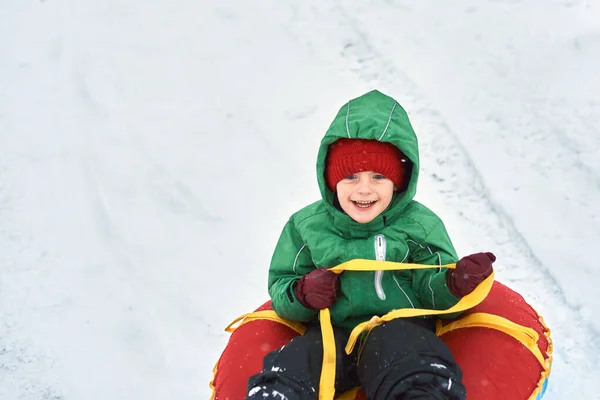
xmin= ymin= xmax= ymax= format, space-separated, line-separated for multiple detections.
xmin=210 ymin=281 xmax=551 ymax=400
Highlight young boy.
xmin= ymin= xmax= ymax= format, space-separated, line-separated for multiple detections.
xmin=246 ymin=90 xmax=495 ymax=400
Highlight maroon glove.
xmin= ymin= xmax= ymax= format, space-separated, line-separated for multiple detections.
xmin=294 ymin=268 xmax=340 ymax=310
xmin=447 ymin=252 xmax=495 ymax=297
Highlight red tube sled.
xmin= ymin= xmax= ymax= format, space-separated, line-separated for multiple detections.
xmin=210 ymin=280 xmax=552 ymax=400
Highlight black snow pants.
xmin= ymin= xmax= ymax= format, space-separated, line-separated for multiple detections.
xmin=245 ymin=318 xmax=465 ymax=400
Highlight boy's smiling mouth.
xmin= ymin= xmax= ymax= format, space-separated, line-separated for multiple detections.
xmin=352 ymin=200 xmax=377 ymax=208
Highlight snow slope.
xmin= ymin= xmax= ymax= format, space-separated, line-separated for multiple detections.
xmin=1 ymin=0 xmax=599 ymax=399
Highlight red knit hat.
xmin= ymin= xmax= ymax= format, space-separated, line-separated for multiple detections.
xmin=325 ymin=138 xmax=408 ymax=191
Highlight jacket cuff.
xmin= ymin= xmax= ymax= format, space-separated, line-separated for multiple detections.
xmin=432 ymin=270 xmax=461 ymax=307
xmin=270 ymin=280 xmax=319 ymax=322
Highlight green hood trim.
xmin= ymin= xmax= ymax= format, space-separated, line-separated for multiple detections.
xmin=316 ymin=90 xmax=420 ymax=228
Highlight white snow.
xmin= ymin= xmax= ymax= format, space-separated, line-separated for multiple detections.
xmin=1 ymin=0 xmax=599 ymax=399
xmin=430 ymin=363 xmax=448 ymax=370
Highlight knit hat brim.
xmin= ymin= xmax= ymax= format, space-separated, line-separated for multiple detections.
xmin=325 ymin=139 xmax=407 ymax=191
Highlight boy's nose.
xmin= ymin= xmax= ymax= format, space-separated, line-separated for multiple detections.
xmin=356 ymin=179 xmax=372 ymax=193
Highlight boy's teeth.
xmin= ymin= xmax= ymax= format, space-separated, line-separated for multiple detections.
xmin=354 ymin=200 xmax=376 ymax=208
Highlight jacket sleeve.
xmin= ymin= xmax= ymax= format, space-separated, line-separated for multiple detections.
xmin=408 ymin=221 xmax=461 ymax=317
xmin=267 ymin=218 xmax=319 ymax=322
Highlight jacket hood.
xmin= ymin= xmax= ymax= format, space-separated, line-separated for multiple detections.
xmin=316 ymin=90 xmax=420 ymax=228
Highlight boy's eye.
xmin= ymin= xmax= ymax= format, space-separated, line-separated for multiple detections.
xmin=373 ymin=174 xmax=386 ymax=180
xmin=345 ymin=174 xmax=358 ymax=180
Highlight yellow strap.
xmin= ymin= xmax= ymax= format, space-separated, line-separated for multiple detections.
xmin=527 ymin=315 xmax=553 ymax=400
xmin=328 ymin=259 xmax=456 ymax=273
xmin=225 ymin=310 xmax=306 ymax=335
xmin=435 ymin=312 xmax=549 ymax=371
xmin=209 ymin=360 xmax=218 ymax=400
xmin=319 ymin=308 xmax=336 ymax=400
xmin=344 ymin=272 xmax=495 ymax=354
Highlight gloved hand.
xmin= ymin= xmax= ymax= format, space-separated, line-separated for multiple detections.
xmin=447 ymin=252 xmax=495 ymax=297
xmin=294 ymin=268 xmax=340 ymax=310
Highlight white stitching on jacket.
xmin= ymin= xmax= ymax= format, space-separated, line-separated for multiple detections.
xmin=406 ymin=239 xmax=443 ymax=307
xmin=393 ymin=275 xmax=416 ymax=308
xmin=345 ymin=101 xmax=351 ymax=138
xmin=292 ymin=244 xmax=307 ymax=274
xmin=378 ymin=101 xmax=397 ymax=141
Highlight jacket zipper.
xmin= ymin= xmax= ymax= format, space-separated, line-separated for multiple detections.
xmin=374 ymin=234 xmax=386 ymax=300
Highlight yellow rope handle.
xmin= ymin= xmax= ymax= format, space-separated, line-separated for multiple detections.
xmin=328 ymin=259 xmax=457 ymax=274
xmin=319 ymin=308 xmax=337 ymax=400
xmin=209 ymin=360 xmax=217 ymax=400
xmin=225 ymin=310 xmax=306 ymax=335
xmin=527 ymin=315 xmax=553 ymax=400
xmin=435 ymin=312 xmax=549 ymax=370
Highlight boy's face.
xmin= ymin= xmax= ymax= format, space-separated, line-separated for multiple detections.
xmin=335 ymin=171 xmax=396 ymax=224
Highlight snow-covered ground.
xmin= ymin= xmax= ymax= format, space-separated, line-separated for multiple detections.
xmin=1 ymin=0 xmax=599 ymax=399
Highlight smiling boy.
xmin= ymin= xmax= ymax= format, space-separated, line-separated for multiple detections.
xmin=246 ymin=90 xmax=495 ymax=399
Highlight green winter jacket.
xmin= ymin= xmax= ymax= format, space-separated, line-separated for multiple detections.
xmin=268 ymin=90 xmax=460 ymax=331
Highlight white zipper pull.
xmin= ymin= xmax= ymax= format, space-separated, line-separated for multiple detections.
xmin=374 ymin=234 xmax=386 ymax=300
